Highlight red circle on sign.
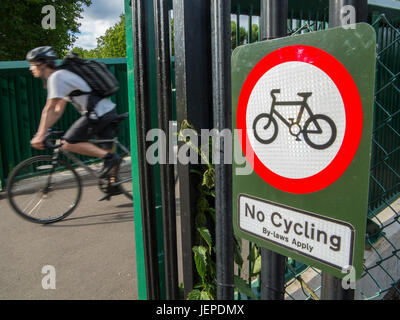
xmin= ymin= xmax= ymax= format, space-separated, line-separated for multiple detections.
xmin=237 ymin=45 xmax=363 ymax=193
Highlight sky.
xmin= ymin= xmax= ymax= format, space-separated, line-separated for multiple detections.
xmin=73 ymin=0 xmax=125 ymax=50
xmin=72 ymin=0 xmax=259 ymax=50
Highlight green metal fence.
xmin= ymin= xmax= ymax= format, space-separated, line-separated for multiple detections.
xmin=0 ymin=58 xmax=129 ymax=189
xmin=231 ymin=6 xmax=400 ymax=300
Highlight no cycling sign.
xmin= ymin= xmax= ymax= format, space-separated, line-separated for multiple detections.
xmin=232 ymin=23 xmax=376 ymax=279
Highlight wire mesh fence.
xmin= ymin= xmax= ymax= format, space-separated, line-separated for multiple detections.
xmin=232 ymin=13 xmax=400 ymax=300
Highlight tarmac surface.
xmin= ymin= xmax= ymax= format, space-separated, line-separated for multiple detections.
xmin=0 ymin=176 xmax=138 ymax=299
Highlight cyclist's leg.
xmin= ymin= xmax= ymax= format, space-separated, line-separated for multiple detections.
xmin=89 ymin=109 xmax=125 ymax=194
xmin=61 ymin=116 xmax=108 ymax=158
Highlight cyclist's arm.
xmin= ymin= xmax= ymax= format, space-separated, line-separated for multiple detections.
xmin=31 ymin=98 xmax=67 ymax=149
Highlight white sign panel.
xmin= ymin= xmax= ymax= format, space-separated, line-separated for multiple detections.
xmin=246 ymin=61 xmax=346 ymax=179
xmin=238 ymin=194 xmax=354 ymax=269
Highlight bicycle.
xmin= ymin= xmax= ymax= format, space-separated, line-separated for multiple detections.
xmin=252 ymin=89 xmax=337 ymax=150
xmin=6 ymin=112 xmax=133 ymax=224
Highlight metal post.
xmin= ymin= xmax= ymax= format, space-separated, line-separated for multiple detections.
xmin=321 ymin=0 xmax=368 ymax=300
xmin=173 ymin=0 xmax=213 ymax=298
xmin=153 ymin=0 xmax=179 ymax=300
xmin=321 ymin=272 xmax=355 ymax=300
xmin=260 ymin=0 xmax=288 ymax=40
xmin=211 ymin=0 xmax=234 ymax=300
xmin=248 ymin=5 xmax=253 ymax=44
xmin=259 ymin=0 xmax=288 ymax=300
xmin=131 ymin=0 xmax=160 ymax=300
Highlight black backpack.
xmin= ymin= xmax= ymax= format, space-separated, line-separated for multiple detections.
xmin=58 ymin=52 xmax=119 ymax=115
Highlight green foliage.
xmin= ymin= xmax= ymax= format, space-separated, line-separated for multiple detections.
xmin=251 ymin=24 xmax=259 ymax=42
xmin=178 ymin=120 xmax=256 ymax=300
xmin=231 ymin=21 xmax=248 ymax=49
xmin=71 ymin=46 xmax=101 ymax=59
xmin=71 ymin=14 xmax=175 ymax=59
xmin=96 ymin=14 xmax=126 ymax=58
xmin=231 ymin=21 xmax=259 ymax=49
xmin=234 ymin=275 xmax=256 ymax=300
xmin=0 ymin=0 xmax=91 ymax=61
xmin=71 ymin=14 xmax=126 ymax=59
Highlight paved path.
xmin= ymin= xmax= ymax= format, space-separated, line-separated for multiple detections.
xmin=0 ymin=178 xmax=138 ymax=299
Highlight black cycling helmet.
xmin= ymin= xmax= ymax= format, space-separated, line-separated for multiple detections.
xmin=26 ymin=46 xmax=57 ymax=63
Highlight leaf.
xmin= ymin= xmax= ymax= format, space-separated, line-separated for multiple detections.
xmin=195 ymin=212 xmax=207 ymax=229
xmin=180 ymin=119 xmax=196 ymax=132
xmin=202 ymin=168 xmax=215 ymax=189
xmin=187 ymin=289 xmax=202 ymax=300
xmin=200 ymin=290 xmax=212 ymax=300
xmin=196 ymin=197 xmax=209 ymax=214
xmin=251 ymin=254 xmax=261 ymax=276
xmin=234 ymin=275 xmax=257 ymax=300
xmin=193 ymin=246 xmax=208 ymax=280
xmin=247 ymin=243 xmax=259 ymax=262
xmin=198 ymin=227 xmax=213 ymax=252
xmin=234 ymin=237 xmax=244 ymax=268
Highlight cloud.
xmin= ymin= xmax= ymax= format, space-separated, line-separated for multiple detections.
xmin=73 ymin=0 xmax=124 ymax=50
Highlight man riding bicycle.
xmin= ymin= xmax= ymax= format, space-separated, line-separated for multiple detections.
xmin=26 ymin=46 xmax=121 ymax=180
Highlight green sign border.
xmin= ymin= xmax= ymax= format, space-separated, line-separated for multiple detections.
xmin=232 ymin=23 xmax=376 ymax=280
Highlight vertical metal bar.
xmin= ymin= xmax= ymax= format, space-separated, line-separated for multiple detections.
xmin=260 ymin=0 xmax=288 ymax=40
xmin=211 ymin=0 xmax=234 ymax=300
xmin=259 ymin=0 xmax=288 ymax=300
xmin=322 ymin=0 xmax=368 ymax=300
xmin=131 ymin=0 xmax=160 ymax=300
xmin=153 ymin=0 xmax=179 ymax=300
xmin=321 ymin=272 xmax=355 ymax=300
xmin=172 ymin=0 xmax=213 ymax=298
xmin=236 ymin=4 xmax=240 ymax=47
xmin=248 ymin=5 xmax=253 ymax=43
xmin=125 ymin=0 xmax=148 ymax=299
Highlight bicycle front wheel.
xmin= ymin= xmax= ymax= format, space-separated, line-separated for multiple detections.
xmin=7 ymin=155 xmax=82 ymax=224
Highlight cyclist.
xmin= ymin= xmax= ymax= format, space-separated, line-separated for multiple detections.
xmin=26 ymin=46 xmax=121 ymax=180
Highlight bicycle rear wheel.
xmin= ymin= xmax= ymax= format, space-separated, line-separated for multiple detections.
xmin=7 ymin=155 xmax=82 ymax=224
xmin=117 ymin=155 xmax=133 ymax=201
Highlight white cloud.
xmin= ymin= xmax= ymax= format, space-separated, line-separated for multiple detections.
xmin=73 ymin=0 xmax=124 ymax=50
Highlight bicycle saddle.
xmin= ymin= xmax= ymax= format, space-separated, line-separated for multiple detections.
xmin=297 ymin=92 xmax=312 ymax=98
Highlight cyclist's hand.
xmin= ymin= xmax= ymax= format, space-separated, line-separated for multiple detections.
xmin=31 ymin=133 xmax=46 ymax=150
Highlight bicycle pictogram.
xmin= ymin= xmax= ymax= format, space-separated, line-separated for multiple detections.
xmin=252 ymin=89 xmax=337 ymax=150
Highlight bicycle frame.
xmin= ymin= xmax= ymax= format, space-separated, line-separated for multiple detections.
xmin=51 ymin=137 xmax=132 ymax=187
xmin=269 ymin=89 xmax=316 ymax=129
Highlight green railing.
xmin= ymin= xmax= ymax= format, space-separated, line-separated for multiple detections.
xmin=0 ymin=58 xmax=129 ymax=189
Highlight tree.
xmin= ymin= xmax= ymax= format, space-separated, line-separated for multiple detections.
xmin=251 ymin=24 xmax=259 ymax=43
xmin=231 ymin=21 xmax=248 ymax=49
xmin=71 ymin=14 xmax=126 ymax=59
xmin=96 ymin=14 xmax=126 ymax=58
xmin=0 ymin=0 xmax=92 ymax=61
xmin=70 ymin=46 xmax=100 ymax=59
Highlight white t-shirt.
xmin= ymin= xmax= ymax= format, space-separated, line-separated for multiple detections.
xmin=46 ymin=69 xmax=115 ymax=117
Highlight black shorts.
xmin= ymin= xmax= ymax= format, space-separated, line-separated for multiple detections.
xmin=62 ymin=109 xmax=118 ymax=150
